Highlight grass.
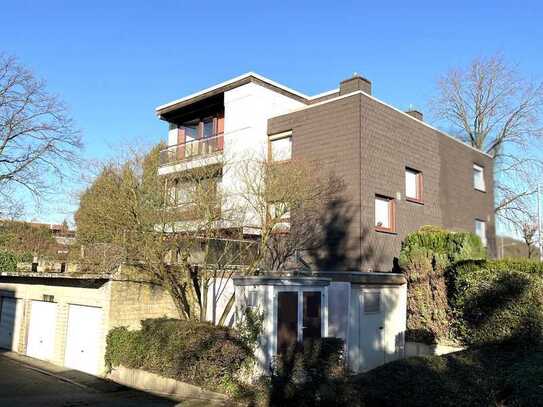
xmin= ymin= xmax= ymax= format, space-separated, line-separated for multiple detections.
xmin=351 ymin=342 xmax=543 ymax=407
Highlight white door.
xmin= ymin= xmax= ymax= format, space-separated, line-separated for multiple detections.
xmin=0 ymin=297 xmax=23 ymax=351
xmin=26 ymin=301 xmax=57 ymax=361
xmin=64 ymin=305 xmax=103 ymax=375
xmin=348 ymin=288 xmax=385 ymax=373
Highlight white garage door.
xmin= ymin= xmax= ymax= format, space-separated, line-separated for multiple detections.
xmin=26 ymin=301 xmax=57 ymax=361
xmin=0 ymin=297 xmax=23 ymax=351
xmin=64 ymin=305 xmax=103 ymax=375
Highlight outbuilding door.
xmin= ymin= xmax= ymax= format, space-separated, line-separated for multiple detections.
xmin=26 ymin=301 xmax=57 ymax=361
xmin=276 ymin=290 xmax=324 ymax=354
xmin=64 ymin=305 xmax=102 ymax=375
xmin=0 ymin=297 xmax=23 ymax=351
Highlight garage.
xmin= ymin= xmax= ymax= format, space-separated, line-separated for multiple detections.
xmin=0 ymin=297 xmax=23 ymax=351
xmin=26 ymin=300 xmax=57 ymax=361
xmin=64 ymin=304 xmax=103 ymax=375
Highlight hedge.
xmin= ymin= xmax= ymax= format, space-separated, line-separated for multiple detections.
xmin=398 ymin=226 xmax=485 ymax=344
xmin=105 ymin=318 xmax=252 ymax=394
xmin=251 ymin=337 xmax=355 ymax=407
xmin=451 ymin=259 xmax=543 ymax=346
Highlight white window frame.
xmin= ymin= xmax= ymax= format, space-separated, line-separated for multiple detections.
xmin=405 ymin=168 xmax=423 ymax=202
xmin=473 ymin=164 xmax=486 ymax=192
xmin=475 ymin=219 xmax=487 ymax=246
xmin=269 ymin=131 xmax=292 ymax=162
xmin=272 ymin=286 xmax=328 ymax=356
xmin=375 ymin=195 xmax=395 ymax=233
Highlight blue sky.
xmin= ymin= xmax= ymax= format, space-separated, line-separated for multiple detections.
xmin=1 ymin=0 xmax=542 ymax=224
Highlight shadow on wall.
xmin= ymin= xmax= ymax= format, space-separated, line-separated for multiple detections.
xmin=307 ymin=193 xmax=386 ymax=272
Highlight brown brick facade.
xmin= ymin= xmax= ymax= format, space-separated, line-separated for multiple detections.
xmin=268 ymin=92 xmax=495 ymax=271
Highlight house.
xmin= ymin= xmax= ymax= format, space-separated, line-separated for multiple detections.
xmin=155 ymin=72 xmax=495 ymax=374
xmin=156 ymin=72 xmax=495 ymax=272
xmin=0 ymin=266 xmax=178 ymax=376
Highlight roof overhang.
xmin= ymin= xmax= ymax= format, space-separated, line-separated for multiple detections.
xmin=155 ymin=72 xmax=311 ymax=120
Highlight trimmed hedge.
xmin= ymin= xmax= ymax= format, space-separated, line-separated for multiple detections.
xmin=399 ymin=226 xmax=485 ymax=344
xmin=451 ymin=259 xmax=543 ymax=346
xmin=105 ymin=318 xmax=252 ymax=394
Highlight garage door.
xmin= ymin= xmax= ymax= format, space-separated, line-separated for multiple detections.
xmin=26 ymin=301 xmax=57 ymax=361
xmin=64 ymin=305 xmax=103 ymax=375
xmin=0 ymin=297 xmax=23 ymax=351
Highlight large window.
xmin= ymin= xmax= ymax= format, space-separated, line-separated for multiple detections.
xmin=405 ymin=168 xmax=423 ymax=203
xmin=475 ymin=219 xmax=487 ymax=246
xmin=473 ymin=164 xmax=485 ymax=191
xmin=375 ymin=195 xmax=395 ymax=233
xmin=269 ymin=133 xmax=292 ymax=162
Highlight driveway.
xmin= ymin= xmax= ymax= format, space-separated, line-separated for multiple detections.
xmin=0 ymin=353 xmax=178 ymax=406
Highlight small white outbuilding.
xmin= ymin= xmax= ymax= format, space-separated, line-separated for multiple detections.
xmin=233 ymin=271 xmax=407 ymax=375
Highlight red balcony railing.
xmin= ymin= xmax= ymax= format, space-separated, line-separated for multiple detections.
xmin=159 ymin=133 xmax=224 ymax=166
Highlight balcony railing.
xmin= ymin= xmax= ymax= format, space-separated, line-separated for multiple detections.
xmin=159 ymin=133 xmax=224 ymax=166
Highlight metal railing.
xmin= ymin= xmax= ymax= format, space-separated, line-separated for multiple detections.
xmin=159 ymin=133 xmax=224 ymax=166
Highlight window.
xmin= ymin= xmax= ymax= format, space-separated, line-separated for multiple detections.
xmin=475 ymin=219 xmax=487 ymax=246
xmin=202 ymin=117 xmax=215 ymax=139
xmin=405 ymin=168 xmax=423 ymax=202
xmin=473 ymin=164 xmax=485 ymax=191
xmin=270 ymin=134 xmax=292 ymax=162
xmin=375 ymin=195 xmax=395 ymax=233
xmin=43 ymin=295 xmax=54 ymax=302
xmin=247 ymin=291 xmax=258 ymax=308
xmin=363 ymin=291 xmax=380 ymax=314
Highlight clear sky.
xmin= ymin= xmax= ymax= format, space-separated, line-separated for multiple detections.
xmin=1 ymin=0 xmax=542 ymax=224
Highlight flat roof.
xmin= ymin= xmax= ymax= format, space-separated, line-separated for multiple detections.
xmin=0 ymin=271 xmax=113 ymax=280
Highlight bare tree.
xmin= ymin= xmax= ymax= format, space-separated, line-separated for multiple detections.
xmin=430 ymin=54 xmax=543 ymax=227
xmin=0 ymin=54 xmax=82 ymax=216
xmin=75 ymin=146 xmax=336 ymax=324
xmin=521 ymin=223 xmax=538 ymax=259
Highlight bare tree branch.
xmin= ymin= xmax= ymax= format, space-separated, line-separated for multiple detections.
xmin=0 ymin=53 xmax=82 ymax=217
xmin=430 ymin=54 xmax=543 ymax=228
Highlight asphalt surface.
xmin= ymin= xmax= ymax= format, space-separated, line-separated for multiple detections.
xmin=0 ymin=353 xmax=178 ymax=406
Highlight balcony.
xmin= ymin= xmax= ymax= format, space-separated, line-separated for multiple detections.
xmin=159 ymin=134 xmax=224 ymax=167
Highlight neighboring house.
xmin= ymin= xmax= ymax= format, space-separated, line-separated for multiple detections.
xmin=156 ymin=72 xmax=495 ymax=272
xmin=0 ymin=266 xmax=179 ymax=376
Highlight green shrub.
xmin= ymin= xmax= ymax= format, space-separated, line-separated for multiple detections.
xmin=0 ymin=251 xmax=17 ymax=272
xmin=352 ymin=342 xmax=543 ymax=407
xmin=399 ymin=226 xmax=485 ymax=344
xmin=105 ymin=318 xmax=252 ymax=395
xmin=451 ymin=259 xmax=543 ymax=346
xmin=267 ymin=338 xmax=353 ymax=407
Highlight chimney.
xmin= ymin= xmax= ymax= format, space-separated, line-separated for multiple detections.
xmin=339 ymin=74 xmax=371 ymax=95
xmin=406 ymin=109 xmax=423 ymax=121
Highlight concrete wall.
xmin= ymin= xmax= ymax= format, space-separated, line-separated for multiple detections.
xmin=107 ymin=280 xmax=178 ymax=330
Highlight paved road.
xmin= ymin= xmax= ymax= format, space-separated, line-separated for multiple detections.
xmin=0 ymin=354 xmax=178 ymax=406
